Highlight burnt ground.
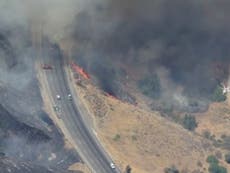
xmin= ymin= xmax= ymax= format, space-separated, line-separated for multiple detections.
xmin=0 ymin=104 xmax=80 ymax=171
xmin=0 ymin=156 xmax=83 ymax=173
xmin=0 ymin=32 xmax=81 ymax=172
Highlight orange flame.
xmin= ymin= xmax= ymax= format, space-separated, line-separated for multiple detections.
xmin=71 ymin=62 xmax=90 ymax=79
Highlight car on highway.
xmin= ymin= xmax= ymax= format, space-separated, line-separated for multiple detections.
xmin=67 ymin=94 xmax=72 ymax=100
xmin=110 ymin=162 xmax=116 ymax=169
xmin=56 ymin=95 xmax=61 ymax=100
xmin=53 ymin=105 xmax=60 ymax=112
xmin=41 ymin=64 xmax=53 ymax=70
xmin=57 ymin=113 xmax=61 ymax=119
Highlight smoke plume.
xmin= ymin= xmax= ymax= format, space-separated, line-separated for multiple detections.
xmin=1 ymin=1 xmax=230 ymax=109
xmin=71 ymin=0 xmax=230 ymax=110
xmin=0 ymin=1 xmax=83 ymax=170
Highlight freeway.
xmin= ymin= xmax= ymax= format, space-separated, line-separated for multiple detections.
xmin=39 ymin=44 xmax=120 ymax=173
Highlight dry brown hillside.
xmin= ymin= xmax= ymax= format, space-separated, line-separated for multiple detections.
xmin=68 ymin=69 xmax=230 ymax=173
xmin=196 ymin=101 xmax=230 ymax=140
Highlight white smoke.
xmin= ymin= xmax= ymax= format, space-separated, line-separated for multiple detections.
xmin=0 ymin=0 xmax=92 ymax=89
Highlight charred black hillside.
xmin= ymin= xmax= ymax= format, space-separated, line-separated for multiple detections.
xmin=0 ymin=33 xmax=16 ymax=68
xmin=0 ymin=156 xmax=82 ymax=173
xmin=0 ymin=28 xmax=80 ymax=172
xmin=0 ymin=104 xmax=50 ymax=142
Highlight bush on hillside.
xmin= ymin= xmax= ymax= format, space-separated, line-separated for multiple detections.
xmin=182 ymin=114 xmax=197 ymax=131
xmin=206 ymin=155 xmax=227 ymax=173
xmin=207 ymin=155 xmax=219 ymax=165
xmin=138 ymin=74 xmax=161 ymax=99
xmin=125 ymin=165 xmax=132 ymax=173
xmin=164 ymin=165 xmax=180 ymax=173
xmin=208 ymin=163 xmax=227 ymax=173
xmin=225 ymin=153 xmax=230 ymax=164
xmin=212 ymin=85 xmax=227 ymax=102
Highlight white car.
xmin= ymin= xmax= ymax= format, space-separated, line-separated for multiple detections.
xmin=68 ymin=94 xmax=72 ymax=100
xmin=110 ymin=162 xmax=115 ymax=169
xmin=56 ymin=95 xmax=61 ymax=100
xmin=53 ymin=105 xmax=60 ymax=112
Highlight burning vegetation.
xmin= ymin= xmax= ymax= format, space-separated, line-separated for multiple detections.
xmin=70 ymin=62 xmax=90 ymax=80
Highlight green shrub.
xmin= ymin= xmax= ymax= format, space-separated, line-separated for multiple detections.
xmin=164 ymin=165 xmax=180 ymax=173
xmin=113 ymin=134 xmax=120 ymax=141
xmin=203 ymin=130 xmax=211 ymax=139
xmin=138 ymin=74 xmax=161 ymax=99
xmin=208 ymin=163 xmax=227 ymax=173
xmin=197 ymin=161 xmax=203 ymax=167
xmin=206 ymin=155 xmax=227 ymax=173
xmin=207 ymin=155 xmax=219 ymax=165
xmin=212 ymin=85 xmax=227 ymax=102
xmin=125 ymin=165 xmax=132 ymax=173
xmin=182 ymin=114 xmax=197 ymax=131
xmin=131 ymin=135 xmax=137 ymax=141
xmin=225 ymin=153 xmax=230 ymax=164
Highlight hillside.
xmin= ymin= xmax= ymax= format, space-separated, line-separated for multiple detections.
xmin=67 ymin=68 xmax=230 ymax=173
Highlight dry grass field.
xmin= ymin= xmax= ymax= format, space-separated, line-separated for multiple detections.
xmin=71 ymin=75 xmax=230 ymax=173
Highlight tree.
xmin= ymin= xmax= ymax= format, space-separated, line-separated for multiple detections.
xmin=225 ymin=153 xmax=230 ymax=164
xmin=182 ymin=114 xmax=197 ymax=131
xmin=206 ymin=155 xmax=227 ymax=173
xmin=212 ymin=85 xmax=226 ymax=102
xmin=207 ymin=155 xmax=219 ymax=165
xmin=208 ymin=164 xmax=227 ymax=173
xmin=164 ymin=165 xmax=180 ymax=173
xmin=113 ymin=134 xmax=120 ymax=141
xmin=125 ymin=165 xmax=132 ymax=173
xmin=138 ymin=74 xmax=161 ymax=99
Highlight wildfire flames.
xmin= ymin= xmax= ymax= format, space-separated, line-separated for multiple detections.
xmin=69 ymin=62 xmax=138 ymax=106
xmin=70 ymin=62 xmax=90 ymax=79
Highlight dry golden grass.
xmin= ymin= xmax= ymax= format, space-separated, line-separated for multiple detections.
xmin=68 ymin=162 xmax=92 ymax=173
xmin=195 ymin=101 xmax=230 ymax=139
xmin=71 ymin=78 xmax=230 ymax=173
xmin=57 ymin=45 xmax=230 ymax=172
xmin=194 ymin=94 xmax=230 ymax=171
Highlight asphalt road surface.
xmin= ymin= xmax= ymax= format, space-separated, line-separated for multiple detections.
xmin=40 ymin=45 xmax=120 ymax=173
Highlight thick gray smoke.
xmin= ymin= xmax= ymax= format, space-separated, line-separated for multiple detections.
xmin=1 ymin=1 xmax=230 ymax=108
xmin=0 ymin=1 xmax=83 ymax=171
xmin=71 ymin=0 xmax=230 ymax=110
xmin=0 ymin=0 xmax=92 ymax=114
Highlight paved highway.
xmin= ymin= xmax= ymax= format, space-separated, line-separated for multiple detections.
xmin=39 ymin=43 xmax=120 ymax=173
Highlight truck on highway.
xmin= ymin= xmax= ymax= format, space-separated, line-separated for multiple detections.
xmin=41 ymin=64 xmax=53 ymax=70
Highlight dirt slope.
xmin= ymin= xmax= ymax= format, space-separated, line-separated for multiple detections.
xmin=68 ymin=71 xmax=230 ymax=173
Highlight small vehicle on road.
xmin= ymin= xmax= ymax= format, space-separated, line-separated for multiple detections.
xmin=68 ymin=94 xmax=72 ymax=100
xmin=53 ymin=105 xmax=60 ymax=112
xmin=41 ymin=64 xmax=53 ymax=70
xmin=110 ymin=162 xmax=116 ymax=169
xmin=57 ymin=113 xmax=61 ymax=119
xmin=56 ymin=95 xmax=61 ymax=100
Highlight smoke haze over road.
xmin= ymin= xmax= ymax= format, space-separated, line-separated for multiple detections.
xmin=0 ymin=0 xmax=230 ymax=110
